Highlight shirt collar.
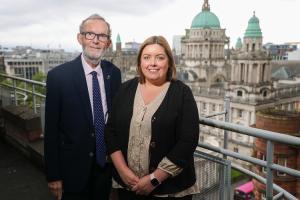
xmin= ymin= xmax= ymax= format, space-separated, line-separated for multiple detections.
xmin=81 ymin=54 xmax=102 ymax=76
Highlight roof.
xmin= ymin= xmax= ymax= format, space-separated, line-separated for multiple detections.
xmin=191 ymin=11 xmax=220 ymax=29
xmin=272 ymin=66 xmax=293 ymax=80
xmin=191 ymin=0 xmax=220 ymax=29
xmin=244 ymin=12 xmax=262 ymax=38
xmin=236 ymin=181 xmax=254 ymax=194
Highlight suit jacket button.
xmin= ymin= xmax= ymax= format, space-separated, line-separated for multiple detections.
xmin=150 ymin=141 xmax=156 ymax=148
xmin=89 ymin=152 xmax=94 ymax=157
xmin=152 ymin=117 xmax=156 ymax=122
xmin=91 ymin=132 xmax=95 ymax=137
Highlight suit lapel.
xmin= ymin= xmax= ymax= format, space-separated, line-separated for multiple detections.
xmin=72 ymin=56 xmax=94 ymax=128
xmin=101 ymin=60 xmax=112 ymax=112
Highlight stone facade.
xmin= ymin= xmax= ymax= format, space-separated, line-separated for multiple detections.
xmin=178 ymin=0 xmax=300 ymax=169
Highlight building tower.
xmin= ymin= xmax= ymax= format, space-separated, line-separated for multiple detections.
xmin=228 ymin=12 xmax=273 ymax=104
xmin=116 ymin=33 xmax=122 ymax=53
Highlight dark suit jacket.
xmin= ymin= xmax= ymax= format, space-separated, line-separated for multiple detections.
xmin=44 ymin=55 xmax=121 ymax=193
xmin=105 ymin=78 xmax=199 ymax=195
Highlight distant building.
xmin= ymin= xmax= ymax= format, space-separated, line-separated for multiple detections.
xmin=2 ymin=46 xmax=78 ymax=79
xmin=288 ymin=50 xmax=300 ymax=61
xmin=103 ymin=35 xmax=139 ymax=81
xmin=253 ymin=109 xmax=300 ymax=199
xmin=4 ymin=58 xmax=43 ymax=79
xmin=172 ymin=35 xmax=183 ymax=56
xmin=124 ymin=41 xmax=140 ymax=52
xmin=264 ymin=43 xmax=297 ymax=60
xmin=0 ymin=48 xmax=4 ymax=72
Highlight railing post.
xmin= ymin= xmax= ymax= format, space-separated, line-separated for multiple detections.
xmin=32 ymin=84 xmax=36 ymax=113
xmin=223 ymin=96 xmax=230 ymax=200
xmin=24 ymin=82 xmax=27 ymax=105
xmin=223 ymin=96 xmax=230 ymax=151
xmin=226 ymin=162 xmax=231 ymax=200
xmin=266 ymin=140 xmax=274 ymax=199
xmin=13 ymin=79 xmax=17 ymax=105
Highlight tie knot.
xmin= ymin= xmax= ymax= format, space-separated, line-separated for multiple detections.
xmin=91 ymin=71 xmax=98 ymax=77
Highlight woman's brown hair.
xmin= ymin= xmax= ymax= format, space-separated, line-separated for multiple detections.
xmin=136 ymin=35 xmax=176 ymax=83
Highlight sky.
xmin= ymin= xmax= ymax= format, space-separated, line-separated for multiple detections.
xmin=0 ymin=0 xmax=299 ymax=52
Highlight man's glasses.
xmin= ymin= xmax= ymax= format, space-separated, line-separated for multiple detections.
xmin=81 ymin=32 xmax=109 ymax=42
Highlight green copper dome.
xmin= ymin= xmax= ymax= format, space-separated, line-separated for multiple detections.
xmin=191 ymin=0 xmax=220 ymax=29
xmin=244 ymin=12 xmax=262 ymax=38
xmin=191 ymin=11 xmax=220 ymax=29
xmin=235 ymin=37 xmax=242 ymax=49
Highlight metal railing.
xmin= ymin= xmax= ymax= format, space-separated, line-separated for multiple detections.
xmin=199 ymin=96 xmax=300 ymax=200
xmin=1 ymin=74 xmax=300 ymax=199
xmin=0 ymin=73 xmax=46 ymax=113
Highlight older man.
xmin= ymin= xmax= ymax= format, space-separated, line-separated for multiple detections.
xmin=44 ymin=14 xmax=121 ymax=200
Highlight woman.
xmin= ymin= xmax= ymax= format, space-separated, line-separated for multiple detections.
xmin=105 ymin=36 xmax=199 ymax=200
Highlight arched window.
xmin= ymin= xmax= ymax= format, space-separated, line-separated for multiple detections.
xmin=237 ymin=90 xmax=243 ymax=97
xmin=263 ymin=90 xmax=267 ymax=97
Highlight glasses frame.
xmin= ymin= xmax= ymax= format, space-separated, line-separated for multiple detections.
xmin=81 ymin=32 xmax=110 ymax=42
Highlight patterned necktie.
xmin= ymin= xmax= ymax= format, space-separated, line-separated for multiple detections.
xmin=91 ymin=71 xmax=106 ymax=167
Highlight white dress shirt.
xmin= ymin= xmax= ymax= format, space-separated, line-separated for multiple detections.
xmin=81 ymin=54 xmax=108 ymax=121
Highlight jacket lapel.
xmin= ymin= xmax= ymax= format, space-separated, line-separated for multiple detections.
xmin=72 ymin=56 xmax=94 ymax=128
xmin=101 ymin=60 xmax=112 ymax=112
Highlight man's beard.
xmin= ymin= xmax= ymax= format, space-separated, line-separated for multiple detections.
xmin=82 ymin=47 xmax=105 ymax=65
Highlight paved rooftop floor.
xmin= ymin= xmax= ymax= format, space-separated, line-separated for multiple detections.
xmin=0 ymin=139 xmax=54 ymax=200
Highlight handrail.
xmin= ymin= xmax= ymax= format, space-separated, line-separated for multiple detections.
xmin=197 ymin=143 xmax=300 ymax=178
xmin=0 ymin=73 xmax=46 ymax=86
xmin=199 ymin=116 xmax=300 ymax=146
xmin=0 ymin=73 xmax=46 ymax=113
xmin=199 ymin=115 xmax=300 ymax=199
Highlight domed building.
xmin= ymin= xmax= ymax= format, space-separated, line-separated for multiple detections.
xmin=180 ymin=0 xmax=230 ymax=88
xmin=180 ymin=1 xmax=300 ymax=171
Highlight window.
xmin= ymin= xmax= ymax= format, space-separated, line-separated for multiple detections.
xmin=212 ymin=104 xmax=216 ymax=111
xmin=262 ymin=155 xmax=267 ymax=173
xmin=238 ymin=109 xmax=243 ymax=118
xmin=261 ymin=192 xmax=266 ymax=200
xmin=203 ymin=103 xmax=207 ymax=111
xmin=263 ymin=90 xmax=267 ymax=97
xmin=277 ymin=158 xmax=287 ymax=176
xmin=237 ymin=90 xmax=243 ymax=97
xmin=240 ymin=63 xmax=245 ymax=82
xmin=234 ymin=147 xmax=239 ymax=153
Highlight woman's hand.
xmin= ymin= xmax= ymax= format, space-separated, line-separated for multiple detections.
xmin=131 ymin=175 xmax=155 ymax=195
xmin=119 ymin=167 xmax=139 ymax=189
xmin=110 ymin=150 xmax=139 ymax=188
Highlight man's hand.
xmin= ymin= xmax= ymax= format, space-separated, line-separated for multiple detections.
xmin=48 ymin=180 xmax=63 ymax=200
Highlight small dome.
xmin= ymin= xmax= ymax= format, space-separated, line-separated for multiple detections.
xmin=235 ymin=37 xmax=242 ymax=49
xmin=191 ymin=11 xmax=220 ymax=29
xmin=244 ymin=12 xmax=262 ymax=38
